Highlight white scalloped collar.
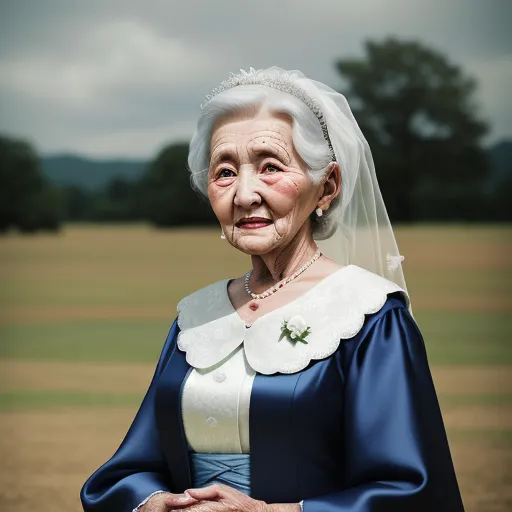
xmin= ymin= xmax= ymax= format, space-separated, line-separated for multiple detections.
xmin=176 ymin=265 xmax=409 ymax=375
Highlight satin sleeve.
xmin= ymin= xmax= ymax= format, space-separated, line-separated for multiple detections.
xmin=80 ymin=320 xmax=179 ymax=512
xmin=303 ymin=305 xmax=464 ymax=512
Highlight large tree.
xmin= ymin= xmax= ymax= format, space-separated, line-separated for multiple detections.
xmin=0 ymin=135 xmax=62 ymax=232
xmin=140 ymin=142 xmax=217 ymax=227
xmin=335 ymin=38 xmax=489 ymax=221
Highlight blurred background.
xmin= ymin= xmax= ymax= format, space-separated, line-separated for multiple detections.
xmin=0 ymin=1 xmax=510 ymax=510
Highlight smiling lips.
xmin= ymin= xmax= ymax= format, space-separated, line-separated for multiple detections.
xmin=235 ymin=217 xmax=273 ymax=229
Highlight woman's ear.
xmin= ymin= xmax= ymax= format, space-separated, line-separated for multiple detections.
xmin=317 ymin=162 xmax=341 ymax=210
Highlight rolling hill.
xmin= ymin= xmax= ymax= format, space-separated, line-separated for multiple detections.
xmin=41 ymin=155 xmax=148 ymax=192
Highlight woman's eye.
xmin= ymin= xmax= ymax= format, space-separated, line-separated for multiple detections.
xmin=218 ymin=169 xmax=236 ymax=178
xmin=264 ymin=163 xmax=282 ymax=173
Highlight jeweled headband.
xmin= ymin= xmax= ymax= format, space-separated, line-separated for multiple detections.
xmin=201 ymin=68 xmax=336 ymax=160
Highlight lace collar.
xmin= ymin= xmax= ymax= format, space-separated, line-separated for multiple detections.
xmin=176 ymin=265 xmax=409 ymax=375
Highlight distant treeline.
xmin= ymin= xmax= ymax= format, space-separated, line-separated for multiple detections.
xmin=1 ymin=37 xmax=511 ymax=233
xmin=1 ymin=136 xmax=510 ymax=234
xmin=48 ymin=137 xmax=512 ymax=226
xmin=55 ymin=143 xmax=216 ymax=226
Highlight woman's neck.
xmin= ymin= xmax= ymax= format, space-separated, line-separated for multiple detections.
xmin=249 ymin=235 xmax=318 ymax=289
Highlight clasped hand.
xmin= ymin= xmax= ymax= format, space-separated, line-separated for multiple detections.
xmin=142 ymin=484 xmax=300 ymax=511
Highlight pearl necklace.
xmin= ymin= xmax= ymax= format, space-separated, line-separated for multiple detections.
xmin=244 ymin=249 xmax=322 ymax=301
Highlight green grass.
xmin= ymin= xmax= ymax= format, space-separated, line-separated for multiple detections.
xmin=0 ymin=390 xmax=143 ymax=411
xmin=0 ymin=279 xmax=178 ymax=307
xmin=2 ymin=389 xmax=510 ymax=413
xmin=439 ymin=394 xmax=512 ymax=407
xmin=447 ymin=429 xmax=512 ymax=446
xmin=0 ymin=320 xmax=172 ymax=363
xmin=408 ymin=268 xmax=512 ymax=301
xmin=416 ymin=310 xmax=512 ymax=365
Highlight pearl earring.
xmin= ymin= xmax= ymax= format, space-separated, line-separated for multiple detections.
xmin=220 ymin=229 xmax=226 ymax=239
xmin=315 ymin=207 xmax=323 ymax=217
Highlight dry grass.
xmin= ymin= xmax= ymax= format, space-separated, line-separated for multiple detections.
xmin=2 ymin=360 xmax=510 ymax=396
xmin=443 ymin=404 xmax=512 ymax=429
xmin=0 ymin=405 xmax=510 ymax=512
xmin=432 ymin=366 xmax=512 ymax=395
xmin=0 ymin=409 xmax=134 ymax=511
xmin=0 ymin=305 xmax=175 ymax=323
xmin=0 ymin=360 xmax=154 ymax=394
xmin=451 ymin=441 xmax=512 ymax=511
xmin=1 ymin=225 xmax=511 ymax=325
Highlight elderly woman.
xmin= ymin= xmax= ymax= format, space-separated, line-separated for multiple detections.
xmin=81 ymin=67 xmax=464 ymax=512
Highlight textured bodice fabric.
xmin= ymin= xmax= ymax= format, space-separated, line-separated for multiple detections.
xmin=181 ymin=345 xmax=255 ymax=453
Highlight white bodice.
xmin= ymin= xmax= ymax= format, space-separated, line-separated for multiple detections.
xmin=177 ymin=265 xmax=409 ymax=454
xmin=181 ymin=345 xmax=255 ymax=453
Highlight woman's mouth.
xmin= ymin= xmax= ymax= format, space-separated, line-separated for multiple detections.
xmin=235 ymin=217 xmax=273 ymax=229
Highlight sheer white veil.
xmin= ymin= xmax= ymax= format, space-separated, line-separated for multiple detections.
xmin=202 ymin=67 xmax=408 ymax=293
xmin=303 ymin=72 xmax=407 ymax=293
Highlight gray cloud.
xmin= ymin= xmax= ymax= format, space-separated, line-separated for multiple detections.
xmin=0 ymin=0 xmax=510 ymax=157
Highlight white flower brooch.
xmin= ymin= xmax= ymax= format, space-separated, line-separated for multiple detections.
xmin=280 ymin=315 xmax=311 ymax=345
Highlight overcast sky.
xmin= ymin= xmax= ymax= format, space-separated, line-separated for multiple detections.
xmin=0 ymin=0 xmax=510 ymax=158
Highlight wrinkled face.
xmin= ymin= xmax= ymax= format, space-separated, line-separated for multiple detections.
xmin=207 ymin=109 xmax=321 ymax=255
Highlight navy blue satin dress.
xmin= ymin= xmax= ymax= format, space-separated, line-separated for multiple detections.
xmin=80 ymin=294 xmax=464 ymax=511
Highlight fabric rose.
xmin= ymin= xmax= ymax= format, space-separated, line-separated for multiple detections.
xmin=280 ymin=315 xmax=311 ymax=344
xmin=287 ymin=315 xmax=308 ymax=338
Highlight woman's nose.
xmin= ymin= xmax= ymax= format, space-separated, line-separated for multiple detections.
xmin=233 ymin=170 xmax=261 ymax=209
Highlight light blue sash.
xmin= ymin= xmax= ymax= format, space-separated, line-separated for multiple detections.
xmin=189 ymin=453 xmax=251 ymax=495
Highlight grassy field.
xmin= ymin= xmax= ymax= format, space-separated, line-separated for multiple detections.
xmin=0 ymin=224 xmax=511 ymax=511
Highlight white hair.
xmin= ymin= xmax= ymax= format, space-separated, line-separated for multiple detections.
xmin=187 ymin=85 xmax=339 ymax=239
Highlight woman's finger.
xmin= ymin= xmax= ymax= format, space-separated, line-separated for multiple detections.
xmin=162 ymin=492 xmax=198 ymax=507
xmin=184 ymin=485 xmax=223 ymax=501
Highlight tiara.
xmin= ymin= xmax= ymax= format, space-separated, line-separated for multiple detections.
xmin=201 ymin=68 xmax=336 ymax=160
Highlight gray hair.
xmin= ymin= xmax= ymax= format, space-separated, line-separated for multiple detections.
xmin=187 ymin=85 xmax=339 ymax=239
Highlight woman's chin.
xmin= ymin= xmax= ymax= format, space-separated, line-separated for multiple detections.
xmin=230 ymin=234 xmax=281 ymax=256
